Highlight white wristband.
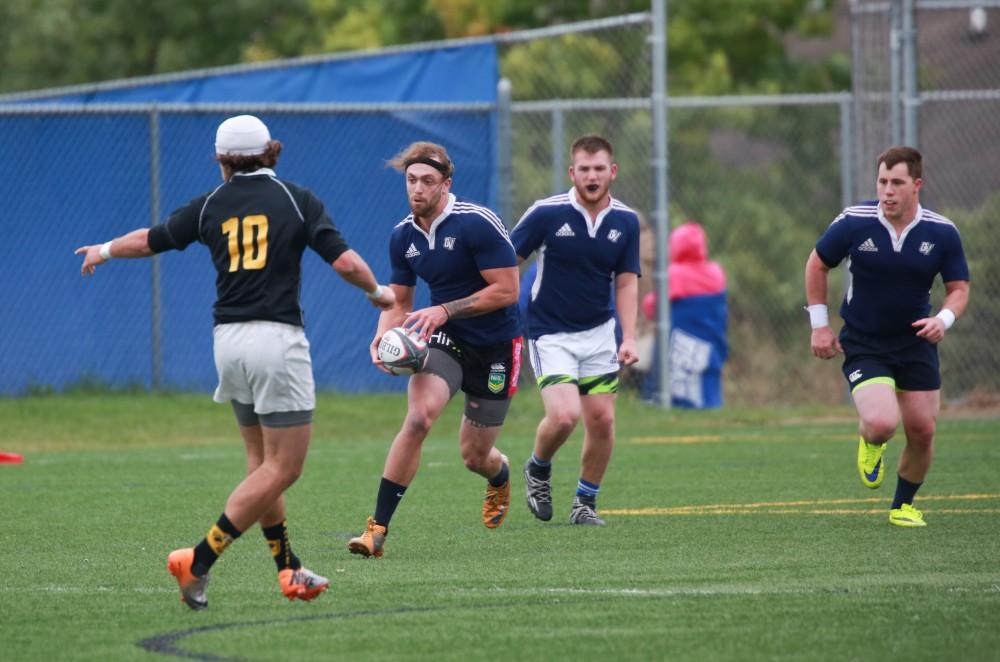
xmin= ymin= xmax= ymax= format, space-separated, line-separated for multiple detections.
xmin=935 ymin=308 xmax=956 ymax=330
xmin=806 ymin=304 xmax=829 ymax=329
xmin=366 ymin=284 xmax=383 ymax=300
xmin=99 ymin=241 xmax=113 ymax=260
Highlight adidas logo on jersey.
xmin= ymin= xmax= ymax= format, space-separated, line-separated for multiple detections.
xmin=555 ymin=223 xmax=575 ymax=237
xmin=857 ymin=238 xmax=878 ymax=252
xmin=405 ymin=243 xmax=421 ymax=258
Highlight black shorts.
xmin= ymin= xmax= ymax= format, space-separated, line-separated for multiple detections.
xmin=839 ymin=325 xmax=940 ymax=392
xmin=427 ymin=330 xmax=521 ymax=400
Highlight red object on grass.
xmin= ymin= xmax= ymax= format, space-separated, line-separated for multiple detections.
xmin=0 ymin=452 xmax=24 ymax=464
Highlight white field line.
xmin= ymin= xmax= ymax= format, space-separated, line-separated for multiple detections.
xmin=457 ymin=582 xmax=1000 ymax=598
xmin=14 ymin=580 xmax=1000 ymax=596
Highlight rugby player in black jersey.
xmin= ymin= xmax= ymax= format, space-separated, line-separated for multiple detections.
xmin=77 ymin=115 xmax=395 ymax=609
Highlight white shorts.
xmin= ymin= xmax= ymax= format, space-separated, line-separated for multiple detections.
xmin=213 ymin=321 xmax=315 ymax=414
xmin=528 ymin=317 xmax=619 ymax=381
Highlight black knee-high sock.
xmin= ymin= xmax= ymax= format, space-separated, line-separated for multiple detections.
xmin=262 ymin=520 xmax=301 ymax=571
xmin=489 ymin=461 xmax=509 ymax=487
xmin=891 ymin=474 xmax=923 ymax=509
xmin=374 ymin=477 xmax=407 ymax=530
xmin=192 ymin=513 xmax=242 ymax=576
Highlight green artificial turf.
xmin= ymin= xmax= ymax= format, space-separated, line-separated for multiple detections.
xmin=1 ymin=392 xmax=997 ymax=661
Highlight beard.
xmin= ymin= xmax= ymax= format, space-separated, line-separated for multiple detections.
xmin=410 ymin=189 xmax=444 ymax=218
xmin=410 ymin=199 xmax=433 ymax=217
xmin=576 ymin=182 xmax=608 ymax=204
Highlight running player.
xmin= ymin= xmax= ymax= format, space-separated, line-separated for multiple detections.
xmin=805 ymin=145 xmax=970 ymax=527
xmin=347 ymin=141 xmax=521 ymax=558
xmin=511 ymin=134 xmax=641 ymax=526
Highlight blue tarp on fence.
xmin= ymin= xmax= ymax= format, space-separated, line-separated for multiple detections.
xmin=18 ymin=45 xmax=499 ymax=105
xmin=0 ymin=44 xmax=498 ymax=395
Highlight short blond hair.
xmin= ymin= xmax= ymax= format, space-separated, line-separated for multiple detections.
xmin=388 ymin=141 xmax=454 ymax=179
xmin=571 ymin=134 xmax=614 ymax=159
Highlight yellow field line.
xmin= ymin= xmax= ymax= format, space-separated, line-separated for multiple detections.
xmin=630 ymin=432 xmax=998 ymax=445
xmin=603 ymin=493 xmax=1000 ymax=516
xmin=606 ymin=508 xmax=1000 ymax=516
xmin=632 ymin=435 xmax=727 ymax=444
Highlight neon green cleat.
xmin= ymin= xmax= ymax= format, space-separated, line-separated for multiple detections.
xmin=889 ymin=503 xmax=926 ymax=527
xmin=857 ymin=437 xmax=886 ymax=489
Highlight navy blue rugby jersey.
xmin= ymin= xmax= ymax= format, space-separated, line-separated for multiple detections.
xmin=510 ymin=188 xmax=641 ymax=339
xmin=147 ymin=168 xmax=349 ymax=326
xmin=388 ymin=194 xmax=520 ymax=346
xmin=815 ymin=201 xmax=969 ymax=337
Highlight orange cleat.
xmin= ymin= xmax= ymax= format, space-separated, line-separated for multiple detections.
xmin=483 ymin=455 xmax=511 ymax=529
xmin=278 ymin=567 xmax=329 ymax=601
xmin=347 ymin=516 xmax=387 ymax=558
xmin=166 ymin=548 xmax=208 ymax=611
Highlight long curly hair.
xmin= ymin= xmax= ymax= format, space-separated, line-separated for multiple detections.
xmin=217 ymin=140 xmax=283 ymax=174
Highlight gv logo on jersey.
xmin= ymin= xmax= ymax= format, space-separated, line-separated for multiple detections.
xmin=443 ymin=236 xmax=456 ymax=250
xmin=607 ymin=229 xmax=622 ymax=243
xmin=919 ymin=242 xmax=935 ymax=255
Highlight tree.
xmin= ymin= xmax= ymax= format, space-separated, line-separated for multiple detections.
xmin=0 ymin=0 xmax=318 ymax=93
xmin=0 ymin=0 xmax=844 ymax=96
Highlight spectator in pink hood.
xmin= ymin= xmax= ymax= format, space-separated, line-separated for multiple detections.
xmin=643 ymin=221 xmax=726 ymax=313
xmin=642 ymin=221 xmax=728 ymax=407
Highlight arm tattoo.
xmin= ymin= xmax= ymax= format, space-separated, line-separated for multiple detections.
xmin=442 ymin=295 xmax=479 ymax=320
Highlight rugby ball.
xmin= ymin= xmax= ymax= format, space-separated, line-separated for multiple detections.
xmin=377 ymin=327 xmax=429 ymax=376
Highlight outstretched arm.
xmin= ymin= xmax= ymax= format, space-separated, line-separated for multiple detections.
xmin=75 ymin=228 xmax=154 ymax=275
xmin=331 ymin=249 xmax=395 ymax=310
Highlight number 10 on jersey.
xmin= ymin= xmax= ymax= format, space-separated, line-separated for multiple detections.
xmin=222 ymin=215 xmax=269 ymax=272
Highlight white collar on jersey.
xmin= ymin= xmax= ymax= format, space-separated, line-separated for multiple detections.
xmin=876 ymin=202 xmax=924 ymax=253
xmin=231 ymin=167 xmax=276 ymax=178
xmin=568 ymin=187 xmax=616 ymax=238
xmin=407 ymin=193 xmax=456 ymax=249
